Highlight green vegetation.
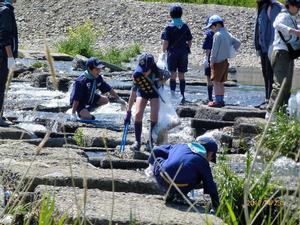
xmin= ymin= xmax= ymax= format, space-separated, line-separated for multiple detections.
xmin=214 ymin=153 xmax=284 ymax=224
xmin=56 ymin=21 xmax=98 ymax=57
xmin=31 ymin=60 xmax=47 ymax=69
xmin=96 ymin=43 xmax=141 ymax=65
xmin=74 ymin=128 xmax=85 ymax=147
xmin=263 ymin=111 xmax=300 ymax=159
xmin=56 ymin=21 xmax=141 ymax=66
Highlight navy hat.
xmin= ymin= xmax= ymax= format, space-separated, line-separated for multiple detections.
xmin=203 ymin=15 xmax=224 ymax=30
xmin=286 ymin=0 xmax=300 ymax=7
xmin=138 ymin=53 xmax=155 ymax=72
xmin=86 ymin=57 xmax=105 ymax=69
xmin=170 ymin=5 xmax=183 ymax=18
xmin=196 ymin=136 xmax=218 ymax=163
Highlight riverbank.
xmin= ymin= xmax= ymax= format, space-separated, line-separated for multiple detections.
xmin=15 ymin=0 xmax=265 ymax=68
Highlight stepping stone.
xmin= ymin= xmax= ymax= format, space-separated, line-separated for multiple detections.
xmin=233 ymin=117 xmax=266 ymax=137
xmin=176 ymin=105 xmax=198 ymax=118
xmin=0 ymin=127 xmax=37 ymax=139
xmin=0 ymin=142 xmax=160 ymax=194
xmin=88 ymin=157 xmax=148 ymax=169
xmin=191 ymin=119 xmax=234 ymax=136
xmin=34 ymin=185 xmax=224 ymax=225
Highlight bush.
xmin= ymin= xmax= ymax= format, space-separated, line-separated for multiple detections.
xmin=263 ymin=111 xmax=300 ymax=159
xmin=56 ymin=21 xmax=98 ymax=57
xmin=31 ymin=61 xmax=47 ymax=69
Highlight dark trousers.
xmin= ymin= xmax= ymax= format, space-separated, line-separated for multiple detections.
xmin=0 ymin=57 xmax=8 ymax=115
xmin=260 ymin=53 xmax=274 ymax=100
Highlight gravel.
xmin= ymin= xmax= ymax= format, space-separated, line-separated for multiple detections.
xmin=14 ymin=0 xmax=299 ymax=68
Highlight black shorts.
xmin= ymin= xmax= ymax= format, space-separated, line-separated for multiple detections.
xmin=76 ymin=94 xmax=101 ymax=115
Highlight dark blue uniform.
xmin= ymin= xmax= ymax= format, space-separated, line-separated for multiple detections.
xmin=70 ymin=72 xmax=112 ymax=114
xmin=202 ymin=29 xmax=214 ymax=76
xmin=161 ymin=22 xmax=193 ymax=73
xmin=0 ymin=2 xmax=18 ymax=113
xmin=149 ymin=143 xmax=219 ymax=208
xmin=132 ymin=65 xmax=160 ymax=99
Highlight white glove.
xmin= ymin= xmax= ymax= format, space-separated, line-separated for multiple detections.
xmin=144 ymin=164 xmax=154 ymax=177
xmin=203 ymin=57 xmax=209 ymax=69
xmin=209 ymin=208 xmax=216 ymax=215
xmin=7 ymin=57 xmax=16 ymax=70
xmin=69 ymin=113 xmax=78 ymax=122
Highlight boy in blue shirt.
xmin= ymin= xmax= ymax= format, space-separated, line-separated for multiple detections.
xmin=70 ymin=57 xmax=126 ymax=121
xmin=148 ymin=136 xmax=219 ymax=213
xmin=202 ymin=17 xmax=214 ymax=102
xmin=161 ymin=5 xmax=193 ymax=104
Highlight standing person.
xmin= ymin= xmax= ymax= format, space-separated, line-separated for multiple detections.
xmin=148 ymin=136 xmax=219 ymax=213
xmin=254 ymin=0 xmax=282 ymax=109
xmin=202 ymin=16 xmax=214 ymax=103
xmin=204 ymin=15 xmax=241 ymax=107
xmin=0 ymin=0 xmax=18 ymax=126
xmin=266 ymin=0 xmax=300 ymax=118
xmin=161 ymin=5 xmax=193 ymax=104
xmin=124 ymin=53 xmax=170 ymax=151
xmin=70 ymin=57 xmax=127 ymax=121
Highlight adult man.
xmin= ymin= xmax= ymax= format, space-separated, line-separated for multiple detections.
xmin=70 ymin=57 xmax=126 ymax=121
xmin=254 ymin=0 xmax=282 ymax=109
xmin=0 ymin=0 xmax=18 ymax=126
xmin=161 ymin=5 xmax=193 ymax=104
xmin=148 ymin=136 xmax=219 ymax=213
xmin=266 ymin=0 xmax=300 ymax=119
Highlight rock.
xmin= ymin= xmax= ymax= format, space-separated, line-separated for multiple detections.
xmin=191 ymin=119 xmax=235 ymax=136
xmin=31 ymin=72 xmax=50 ymax=88
xmin=233 ymin=117 xmax=266 ymax=137
xmin=72 ymin=54 xmax=87 ymax=71
xmin=34 ymin=185 xmax=224 ymax=225
xmin=176 ymin=105 xmax=198 ymax=118
xmin=18 ymin=50 xmax=73 ymax=61
xmin=0 ymin=126 xmax=37 ymax=139
xmin=89 ymin=157 xmax=149 ymax=169
xmin=46 ymin=76 xmax=72 ymax=92
xmin=194 ymin=105 xmax=266 ymax=121
xmin=13 ymin=65 xmax=35 ymax=78
xmin=35 ymin=104 xmax=70 ymax=113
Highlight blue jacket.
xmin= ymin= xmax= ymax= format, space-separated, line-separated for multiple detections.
xmin=70 ymin=72 xmax=112 ymax=105
xmin=0 ymin=2 xmax=18 ymax=58
xmin=254 ymin=2 xmax=282 ymax=53
xmin=202 ymin=29 xmax=214 ymax=50
xmin=149 ymin=143 xmax=219 ymax=208
xmin=161 ymin=22 xmax=193 ymax=55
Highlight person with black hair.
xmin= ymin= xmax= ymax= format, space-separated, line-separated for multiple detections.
xmin=69 ymin=57 xmax=126 ymax=121
xmin=254 ymin=0 xmax=282 ymax=109
xmin=0 ymin=0 xmax=18 ymax=127
xmin=161 ymin=5 xmax=193 ymax=104
xmin=124 ymin=53 xmax=170 ymax=151
xmin=266 ymin=0 xmax=300 ymax=119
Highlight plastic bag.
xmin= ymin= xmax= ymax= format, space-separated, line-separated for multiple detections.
xmin=229 ymin=45 xmax=236 ymax=59
xmin=152 ymin=86 xmax=181 ymax=143
xmin=287 ymin=90 xmax=300 ymax=122
xmin=157 ymin=53 xmax=168 ymax=70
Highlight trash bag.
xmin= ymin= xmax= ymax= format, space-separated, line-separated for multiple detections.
xmin=287 ymin=90 xmax=300 ymax=122
xmin=152 ymin=86 xmax=181 ymax=143
xmin=157 ymin=53 xmax=168 ymax=70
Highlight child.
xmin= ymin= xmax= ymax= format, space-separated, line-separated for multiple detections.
xmin=124 ymin=53 xmax=170 ymax=151
xmin=202 ymin=16 xmax=214 ymax=102
xmin=161 ymin=4 xmax=193 ymax=104
xmin=204 ymin=15 xmax=241 ymax=107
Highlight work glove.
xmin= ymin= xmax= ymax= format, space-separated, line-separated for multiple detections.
xmin=7 ymin=57 xmax=16 ymax=70
xmin=69 ymin=113 xmax=78 ymax=122
xmin=124 ymin=111 xmax=131 ymax=125
xmin=203 ymin=57 xmax=209 ymax=69
xmin=144 ymin=164 xmax=154 ymax=177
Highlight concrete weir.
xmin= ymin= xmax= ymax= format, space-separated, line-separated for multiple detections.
xmin=34 ymin=185 xmax=224 ymax=225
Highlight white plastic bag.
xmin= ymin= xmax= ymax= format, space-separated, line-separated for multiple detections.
xmin=229 ymin=45 xmax=236 ymax=59
xmin=157 ymin=53 xmax=168 ymax=70
xmin=152 ymin=87 xmax=181 ymax=143
xmin=287 ymin=90 xmax=300 ymax=122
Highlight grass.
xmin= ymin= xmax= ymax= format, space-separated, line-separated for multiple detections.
xmin=56 ymin=21 xmax=141 ymax=66
xmin=31 ymin=61 xmax=47 ymax=69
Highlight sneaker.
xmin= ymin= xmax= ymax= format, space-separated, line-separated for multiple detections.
xmin=208 ymin=101 xmax=223 ymax=108
xmin=220 ymin=101 xmax=225 ymax=107
xmin=180 ymin=97 xmax=186 ymax=105
xmin=130 ymin=141 xmax=141 ymax=151
xmin=0 ymin=118 xmax=9 ymax=127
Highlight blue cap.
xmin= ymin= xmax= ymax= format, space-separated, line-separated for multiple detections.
xmin=170 ymin=5 xmax=183 ymax=18
xmin=86 ymin=57 xmax=105 ymax=69
xmin=138 ymin=53 xmax=155 ymax=72
xmin=196 ymin=136 xmax=218 ymax=163
xmin=203 ymin=15 xmax=223 ymax=30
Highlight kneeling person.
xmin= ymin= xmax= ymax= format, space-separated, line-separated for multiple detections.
xmin=70 ymin=57 xmax=126 ymax=120
xmin=148 ymin=136 xmax=219 ymax=212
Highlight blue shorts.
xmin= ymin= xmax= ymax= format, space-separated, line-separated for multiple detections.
xmin=77 ymin=94 xmax=101 ymax=115
xmin=167 ymin=53 xmax=188 ymax=73
xmin=205 ymin=66 xmax=211 ymax=77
